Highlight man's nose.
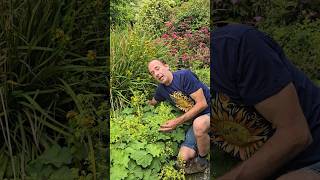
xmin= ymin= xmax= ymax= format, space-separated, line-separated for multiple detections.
xmin=155 ymin=72 xmax=160 ymax=78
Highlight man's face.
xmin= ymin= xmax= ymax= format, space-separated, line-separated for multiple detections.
xmin=148 ymin=60 xmax=172 ymax=85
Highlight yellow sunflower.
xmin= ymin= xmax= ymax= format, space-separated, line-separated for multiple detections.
xmin=211 ymin=93 xmax=275 ymax=160
xmin=170 ymin=91 xmax=195 ymax=112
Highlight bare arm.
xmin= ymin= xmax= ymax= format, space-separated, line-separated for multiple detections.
xmin=218 ymin=83 xmax=313 ymax=180
xmin=176 ymin=88 xmax=208 ymax=125
xmin=159 ymin=88 xmax=208 ymax=132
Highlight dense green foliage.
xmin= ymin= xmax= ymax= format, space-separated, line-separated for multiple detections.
xmin=174 ymin=0 xmax=210 ymax=30
xmin=110 ymin=0 xmax=138 ymax=27
xmin=212 ymin=0 xmax=320 ymax=81
xmin=259 ymin=20 xmax=320 ymax=81
xmin=135 ymin=0 xmax=176 ymax=36
xmin=0 ymin=0 xmax=108 ymax=179
xmin=110 ymin=98 xmax=187 ymax=179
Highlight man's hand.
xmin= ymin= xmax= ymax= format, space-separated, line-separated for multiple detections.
xmin=159 ymin=119 xmax=180 ymax=132
xmin=148 ymin=97 xmax=158 ymax=106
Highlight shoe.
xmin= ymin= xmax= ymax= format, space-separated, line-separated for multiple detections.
xmin=184 ymin=157 xmax=209 ymax=175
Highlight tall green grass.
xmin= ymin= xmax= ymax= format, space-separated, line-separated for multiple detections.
xmin=110 ymin=27 xmax=172 ymax=111
xmin=0 ymin=0 xmax=107 ymax=179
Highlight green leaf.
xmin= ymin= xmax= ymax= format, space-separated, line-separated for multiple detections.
xmin=110 ymin=149 xmax=130 ymax=168
xmin=127 ymin=160 xmax=138 ymax=171
xmin=132 ymin=164 xmax=144 ymax=179
xmin=172 ymin=128 xmax=186 ymax=142
xmin=39 ymin=144 xmax=72 ymax=168
xmin=48 ymin=166 xmax=78 ymax=180
xmin=125 ymin=146 xmax=135 ymax=155
xmin=122 ymin=107 xmax=134 ymax=115
xmin=129 ymin=141 xmax=146 ymax=150
xmin=146 ymin=143 xmax=163 ymax=157
xmin=111 ymin=164 xmax=128 ymax=180
xmin=130 ymin=151 xmax=153 ymax=168
xmin=157 ymin=133 xmax=171 ymax=141
xmin=149 ymin=158 xmax=161 ymax=173
xmin=143 ymin=105 xmax=154 ymax=112
xmin=143 ymin=169 xmax=159 ymax=180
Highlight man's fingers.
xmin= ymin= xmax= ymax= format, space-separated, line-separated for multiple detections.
xmin=160 ymin=123 xmax=171 ymax=128
xmin=159 ymin=127 xmax=173 ymax=132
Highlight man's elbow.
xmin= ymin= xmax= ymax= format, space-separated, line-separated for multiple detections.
xmin=199 ymin=101 xmax=208 ymax=111
xmin=302 ymin=131 xmax=313 ymax=148
xmin=295 ymin=129 xmax=313 ymax=151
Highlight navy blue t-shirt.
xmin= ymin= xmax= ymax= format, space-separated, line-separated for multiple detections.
xmin=154 ymin=69 xmax=210 ymax=117
xmin=211 ymin=24 xmax=320 ymax=172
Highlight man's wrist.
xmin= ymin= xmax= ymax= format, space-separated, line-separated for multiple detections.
xmin=176 ymin=116 xmax=184 ymax=125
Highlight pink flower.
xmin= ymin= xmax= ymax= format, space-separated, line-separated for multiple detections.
xmin=170 ymin=48 xmax=178 ymax=55
xmin=184 ymin=33 xmax=192 ymax=38
xmin=161 ymin=34 xmax=169 ymax=39
xmin=199 ymin=42 xmax=206 ymax=48
xmin=164 ymin=21 xmax=173 ymax=27
xmin=200 ymin=27 xmax=209 ymax=34
xmin=172 ymin=32 xmax=178 ymax=39
xmin=181 ymin=53 xmax=188 ymax=61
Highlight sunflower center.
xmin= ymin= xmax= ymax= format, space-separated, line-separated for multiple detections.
xmin=216 ymin=120 xmax=251 ymax=146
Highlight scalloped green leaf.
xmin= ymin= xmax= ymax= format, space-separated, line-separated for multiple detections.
xmin=130 ymin=151 xmax=153 ymax=168
xmin=146 ymin=143 xmax=163 ymax=157
xmin=110 ymin=148 xmax=130 ymax=168
xmin=111 ymin=164 xmax=128 ymax=180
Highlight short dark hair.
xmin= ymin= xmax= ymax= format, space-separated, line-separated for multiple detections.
xmin=150 ymin=59 xmax=167 ymax=65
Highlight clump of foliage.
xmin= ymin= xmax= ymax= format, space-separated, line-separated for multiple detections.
xmin=259 ymin=19 xmax=320 ymax=80
xmin=135 ymin=0 xmax=177 ymax=35
xmin=174 ymin=0 xmax=210 ymax=30
xmin=110 ymin=0 xmax=138 ymax=27
xmin=211 ymin=0 xmax=320 ymax=26
xmin=211 ymin=0 xmax=320 ymax=81
xmin=110 ymin=92 xmax=187 ymax=179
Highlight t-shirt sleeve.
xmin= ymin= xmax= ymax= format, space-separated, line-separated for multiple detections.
xmin=154 ymin=85 xmax=165 ymax=102
xmin=237 ymin=29 xmax=292 ymax=105
xmin=183 ymin=70 xmax=203 ymax=95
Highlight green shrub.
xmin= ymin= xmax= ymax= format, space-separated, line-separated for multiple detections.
xmin=192 ymin=67 xmax=210 ymax=87
xmin=110 ymin=0 xmax=139 ymax=26
xmin=211 ymin=0 xmax=320 ymax=81
xmin=260 ymin=19 xmax=320 ymax=80
xmin=211 ymin=0 xmax=320 ymax=26
xmin=174 ymin=0 xmax=210 ymax=30
xmin=135 ymin=0 xmax=176 ymax=36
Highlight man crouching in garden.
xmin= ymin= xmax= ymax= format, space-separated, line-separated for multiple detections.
xmin=147 ymin=59 xmax=211 ymax=174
